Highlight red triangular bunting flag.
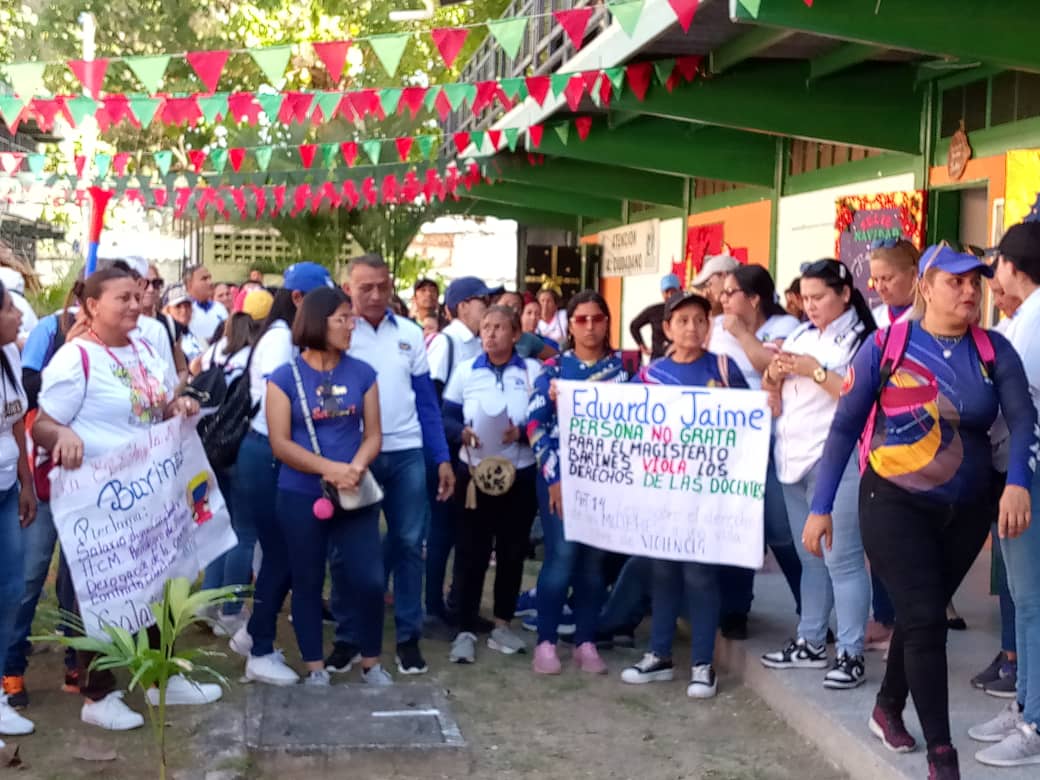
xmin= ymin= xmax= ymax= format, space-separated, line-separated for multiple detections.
xmin=486 ymin=129 xmax=502 ymax=151
xmin=667 ymin=0 xmax=699 ymax=33
xmin=430 ymin=28 xmax=469 ymax=69
xmin=298 ymin=144 xmax=317 ymax=168
xmin=0 ymin=153 xmax=24 ymax=174
xmin=381 ymin=173 xmax=399 ymax=204
xmin=574 ymin=116 xmax=593 ymax=141
xmin=153 ymin=188 xmax=168 ymax=208
xmin=74 ymin=155 xmax=87 ymax=179
xmin=434 ymin=90 xmax=453 ymax=120
xmin=804 ymin=0 xmax=813 ymax=5
xmin=272 ymin=185 xmax=286 ymax=214
xmin=395 ymin=137 xmax=414 ymax=161
xmin=398 ymin=86 xmax=427 ymax=118
xmin=102 ymin=96 xmax=132 ymax=127
xmin=188 ymin=149 xmax=207 ymax=173
xmin=162 ymin=96 xmax=202 ymax=126
xmin=563 ymin=75 xmax=585 ymax=111
xmin=340 ymin=141 xmax=358 ymax=167
xmin=342 ymin=180 xmax=360 ymax=209
xmin=525 ymin=76 xmax=551 ymax=106
xmin=312 ymin=40 xmax=352 ymax=83
xmin=113 ymin=152 xmax=132 ymax=177
xmin=228 ymin=92 xmax=261 ymax=124
xmin=582 ymin=71 xmax=600 ymax=92
xmin=68 ymin=59 xmax=110 ymax=98
xmin=626 ymin=62 xmax=654 ymax=101
xmin=30 ymin=99 xmax=61 ymax=132
xmin=554 ymin=8 xmax=593 ymax=49
xmin=473 ymin=81 xmax=499 ymax=115
xmin=361 ymin=177 xmax=377 ymax=207
xmin=186 ymin=50 xmax=230 ymax=93
xmin=528 ymin=124 xmax=544 ymax=148
xmin=229 ymin=148 xmax=246 ymax=172
xmin=453 ymin=132 xmax=471 ymax=153
xmin=598 ymin=77 xmax=613 ymax=107
xmin=675 ymin=55 xmax=702 ymax=82
xmin=281 ymin=92 xmax=314 ymax=124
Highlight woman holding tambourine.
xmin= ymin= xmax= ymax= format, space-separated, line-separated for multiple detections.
xmin=441 ymin=305 xmax=541 ymax=665
xmin=265 ymin=286 xmax=391 ymax=686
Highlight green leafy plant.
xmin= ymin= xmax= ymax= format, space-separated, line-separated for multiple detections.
xmin=33 ymin=579 xmax=243 ymax=780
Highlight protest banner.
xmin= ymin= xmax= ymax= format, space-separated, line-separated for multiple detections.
xmin=557 ymin=380 xmax=770 ymax=569
xmin=50 ymin=416 xmax=236 ymax=638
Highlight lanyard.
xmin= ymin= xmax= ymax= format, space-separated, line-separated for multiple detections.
xmin=87 ymin=330 xmax=159 ymax=410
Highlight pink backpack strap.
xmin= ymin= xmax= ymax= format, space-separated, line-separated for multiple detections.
xmin=76 ymin=344 xmax=90 ymax=382
xmin=858 ymin=321 xmax=911 ymax=474
xmin=970 ymin=325 xmax=996 ymax=373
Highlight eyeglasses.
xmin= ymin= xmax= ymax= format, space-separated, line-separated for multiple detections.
xmin=718 ymin=288 xmax=744 ymax=300
xmin=572 ymin=313 xmax=607 ymax=326
xmin=867 ymin=237 xmax=901 ymax=251
xmin=327 ymin=314 xmax=355 ymax=327
xmin=148 ymin=278 xmax=164 ymax=289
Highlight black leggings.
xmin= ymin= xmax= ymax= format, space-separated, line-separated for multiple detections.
xmin=859 ymin=468 xmax=992 ymax=750
xmin=454 ymin=465 xmax=537 ymax=633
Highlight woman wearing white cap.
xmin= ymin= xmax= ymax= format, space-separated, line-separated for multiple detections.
xmin=691 ymin=254 xmax=740 ymax=316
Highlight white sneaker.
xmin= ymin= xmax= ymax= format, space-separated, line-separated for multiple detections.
xmin=304 ymin=670 xmax=330 ymax=687
xmin=0 ymin=696 xmax=34 ymax=735
xmin=487 ymin=626 xmax=527 ymax=655
xmin=146 ymin=675 xmax=222 ymax=706
xmin=975 ymin=722 xmax=1040 ymax=766
xmin=212 ymin=609 xmax=249 ymax=638
xmin=245 ymin=652 xmax=299 ymax=686
xmin=362 ymin=664 xmax=393 ymax=686
xmin=229 ymin=625 xmax=253 ymax=657
xmin=969 ymin=701 xmax=1024 ymax=742
xmin=686 ymin=664 xmax=718 ymax=699
xmin=81 ymin=691 xmax=145 ymax=731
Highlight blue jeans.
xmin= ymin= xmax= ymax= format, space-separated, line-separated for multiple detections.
xmin=783 ymin=456 xmax=869 ymax=657
xmin=0 ymin=484 xmax=26 ymax=685
xmin=535 ymin=474 xmax=606 ymax=645
xmin=278 ymin=489 xmax=384 ymax=662
xmin=1000 ymin=470 xmax=1040 ymax=727
xmin=423 ymin=458 xmax=457 ymax=618
xmin=720 ymin=453 xmax=802 ymax=617
xmin=240 ymin=432 xmax=288 ymax=658
xmin=992 ymin=524 xmax=1017 ymax=652
xmin=650 ymin=559 xmax=720 ymax=666
xmin=332 ymin=448 xmax=427 ymax=645
xmin=201 ymin=467 xmax=255 ymax=615
xmin=599 ymin=556 xmax=653 ymax=634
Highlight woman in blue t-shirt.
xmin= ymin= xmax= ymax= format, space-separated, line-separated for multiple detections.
xmin=266 ymin=287 xmax=389 ymax=686
xmin=621 ymin=292 xmax=747 ymax=699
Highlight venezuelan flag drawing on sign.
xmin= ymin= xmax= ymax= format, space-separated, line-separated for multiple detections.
xmin=1005 ymin=149 xmax=1040 ymax=228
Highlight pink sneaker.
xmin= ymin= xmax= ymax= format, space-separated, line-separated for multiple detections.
xmin=573 ymin=642 xmax=608 ymax=675
xmin=533 ymin=641 xmax=561 ymax=675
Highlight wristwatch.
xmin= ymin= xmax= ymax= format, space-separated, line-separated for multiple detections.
xmin=812 ymin=366 xmax=827 ymax=384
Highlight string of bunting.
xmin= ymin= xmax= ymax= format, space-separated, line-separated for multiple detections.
xmin=0 ymin=56 xmax=701 ymax=135
xmin=0 ymin=0 xmax=707 ymax=99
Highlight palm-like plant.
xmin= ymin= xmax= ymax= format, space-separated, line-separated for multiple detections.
xmin=33 ymin=579 xmax=244 ymax=780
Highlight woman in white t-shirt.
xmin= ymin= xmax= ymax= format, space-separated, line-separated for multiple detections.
xmin=34 ymin=266 xmax=214 ymax=733
xmin=0 ymin=280 xmax=36 ymax=747
xmin=535 ymin=288 xmax=568 ymax=345
xmin=708 ymin=264 xmax=802 ymax=639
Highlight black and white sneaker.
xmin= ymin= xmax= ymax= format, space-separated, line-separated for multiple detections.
xmin=823 ymin=652 xmax=866 ymax=689
xmin=620 ymin=652 xmax=674 ymax=684
xmin=760 ymin=638 xmax=828 ymax=669
xmin=686 ymin=664 xmax=718 ymax=699
xmin=396 ymin=639 xmax=429 ymax=675
xmin=324 ymin=641 xmax=361 ymax=673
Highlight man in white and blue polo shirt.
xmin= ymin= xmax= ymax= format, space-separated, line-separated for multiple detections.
xmin=328 ymin=253 xmax=454 ymax=676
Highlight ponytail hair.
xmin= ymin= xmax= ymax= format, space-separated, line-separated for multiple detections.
xmin=729 ymin=265 xmax=787 ymax=319
xmin=800 ymin=258 xmax=877 ymax=348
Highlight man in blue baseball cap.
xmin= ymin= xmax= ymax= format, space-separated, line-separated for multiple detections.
xmin=629 ymin=273 xmax=683 ymax=361
xmin=283 ymin=261 xmax=335 ymax=293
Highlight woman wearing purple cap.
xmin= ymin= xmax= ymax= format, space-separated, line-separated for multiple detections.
xmin=808 ymin=244 xmax=1036 ymax=779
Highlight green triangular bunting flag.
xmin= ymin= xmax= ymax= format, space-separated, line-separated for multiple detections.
xmin=124 ymin=55 xmax=170 ymax=93
xmin=604 ymin=66 xmax=626 ymax=91
xmin=503 ymin=128 xmax=520 ymax=151
xmin=257 ymin=93 xmax=284 ymax=121
xmin=443 ymin=83 xmax=475 ymax=110
xmin=94 ymin=153 xmax=111 ymax=179
xmin=417 ymin=135 xmax=434 ymax=159
xmin=738 ymin=0 xmax=762 ymax=18
xmin=312 ymin=91 xmax=341 ymax=121
xmin=4 ymin=62 xmax=47 ymax=98
xmin=550 ymin=73 xmax=570 ymax=98
xmin=129 ymin=96 xmax=162 ymax=128
xmin=553 ymin=122 xmax=569 ymax=145
xmin=322 ymin=143 xmax=339 ymax=169
xmin=470 ymin=131 xmax=485 ymax=154
xmin=486 ymin=17 xmax=528 ymax=60
xmin=66 ymin=96 xmax=97 ymax=127
xmin=361 ymin=139 xmax=381 ymax=165
xmin=0 ymin=96 xmax=25 ymax=124
xmin=424 ymin=85 xmax=441 ymax=111
xmin=607 ymin=0 xmax=645 ymax=37
xmin=654 ymin=59 xmax=676 ymax=86
xmin=379 ymin=88 xmax=401 ymax=116
xmin=250 ymin=46 xmax=291 ymax=86
xmin=198 ymin=93 xmax=228 ymax=124
xmin=209 ymin=148 xmax=228 ymax=174
xmin=26 ymin=153 xmax=45 ymax=176
xmin=369 ymin=33 xmax=410 ymax=78
xmin=153 ymin=150 xmax=173 ymax=177
xmin=499 ymin=78 xmax=526 ymax=101
xmin=254 ymin=146 xmax=273 ymax=171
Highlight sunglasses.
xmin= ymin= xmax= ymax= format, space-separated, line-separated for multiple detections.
xmin=148 ymin=278 xmax=164 ymax=289
xmin=800 ymin=259 xmax=849 ymax=280
xmin=572 ymin=313 xmax=607 ymax=326
xmin=867 ymin=237 xmax=901 ymax=251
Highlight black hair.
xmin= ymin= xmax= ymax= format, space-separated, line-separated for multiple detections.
xmin=182 ymin=264 xmax=206 ymax=286
xmin=730 ymin=265 xmax=787 ymax=319
xmin=483 ymin=304 xmax=521 ymax=332
xmin=259 ymin=287 xmax=299 ymax=337
xmin=1001 ymin=252 xmax=1040 ymax=286
xmin=414 ymin=277 xmax=439 ymax=292
xmin=665 ymin=293 xmax=711 ymax=320
xmin=221 ymin=312 xmax=260 ymax=356
xmin=292 ymin=286 xmax=351 ymax=350
xmin=0 ymin=281 xmax=21 ymax=392
xmin=565 ymin=290 xmax=613 ymax=353
xmin=494 ymin=290 xmax=524 ymax=311
xmin=800 ymin=259 xmax=876 ymax=346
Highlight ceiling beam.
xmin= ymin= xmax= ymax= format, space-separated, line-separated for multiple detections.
xmin=710 ymin=27 xmax=795 ymax=74
xmin=467 ymin=181 xmax=624 ymax=220
xmin=610 ymin=60 xmax=923 ymax=154
xmin=532 ymin=117 xmax=777 ymax=187
xmin=453 ymin=198 xmax=579 ymax=232
xmin=809 ymin=42 xmax=889 ymax=81
xmin=731 ymin=0 xmax=1040 ymax=74
xmin=491 ymin=157 xmax=686 ymax=208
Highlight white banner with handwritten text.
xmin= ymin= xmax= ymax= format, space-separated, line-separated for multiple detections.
xmin=51 ymin=417 xmax=236 ymax=638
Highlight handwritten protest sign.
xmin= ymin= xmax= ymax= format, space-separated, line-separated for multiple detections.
xmin=557 ymin=380 xmax=770 ymax=569
xmin=50 ymin=417 xmax=236 ymax=638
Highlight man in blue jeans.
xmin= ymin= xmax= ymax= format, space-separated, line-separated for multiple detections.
xmin=332 ymin=254 xmax=454 ymax=675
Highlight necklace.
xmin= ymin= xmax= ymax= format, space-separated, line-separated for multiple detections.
xmin=930 ymin=332 xmax=964 ymax=359
xmin=87 ymin=329 xmax=159 ymax=408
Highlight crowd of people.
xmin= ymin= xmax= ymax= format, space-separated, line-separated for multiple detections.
xmin=0 ymin=227 xmax=1038 ymax=778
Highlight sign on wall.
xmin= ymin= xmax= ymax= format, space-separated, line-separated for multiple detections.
xmin=556 ymin=380 xmax=769 ymax=569
xmin=600 ymin=219 xmax=660 ymax=277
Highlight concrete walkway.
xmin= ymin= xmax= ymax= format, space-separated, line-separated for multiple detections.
xmin=720 ymin=552 xmax=1032 ymax=780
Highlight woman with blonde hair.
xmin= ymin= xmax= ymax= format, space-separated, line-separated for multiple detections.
xmin=868 ymin=238 xmax=920 ymax=328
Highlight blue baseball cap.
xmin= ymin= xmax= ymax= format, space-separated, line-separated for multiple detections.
xmin=444 ymin=276 xmax=504 ymax=311
xmin=660 ymin=273 xmax=681 ymax=292
xmin=918 ymin=244 xmax=993 ymax=279
xmin=283 ymin=261 xmax=334 ymax=293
